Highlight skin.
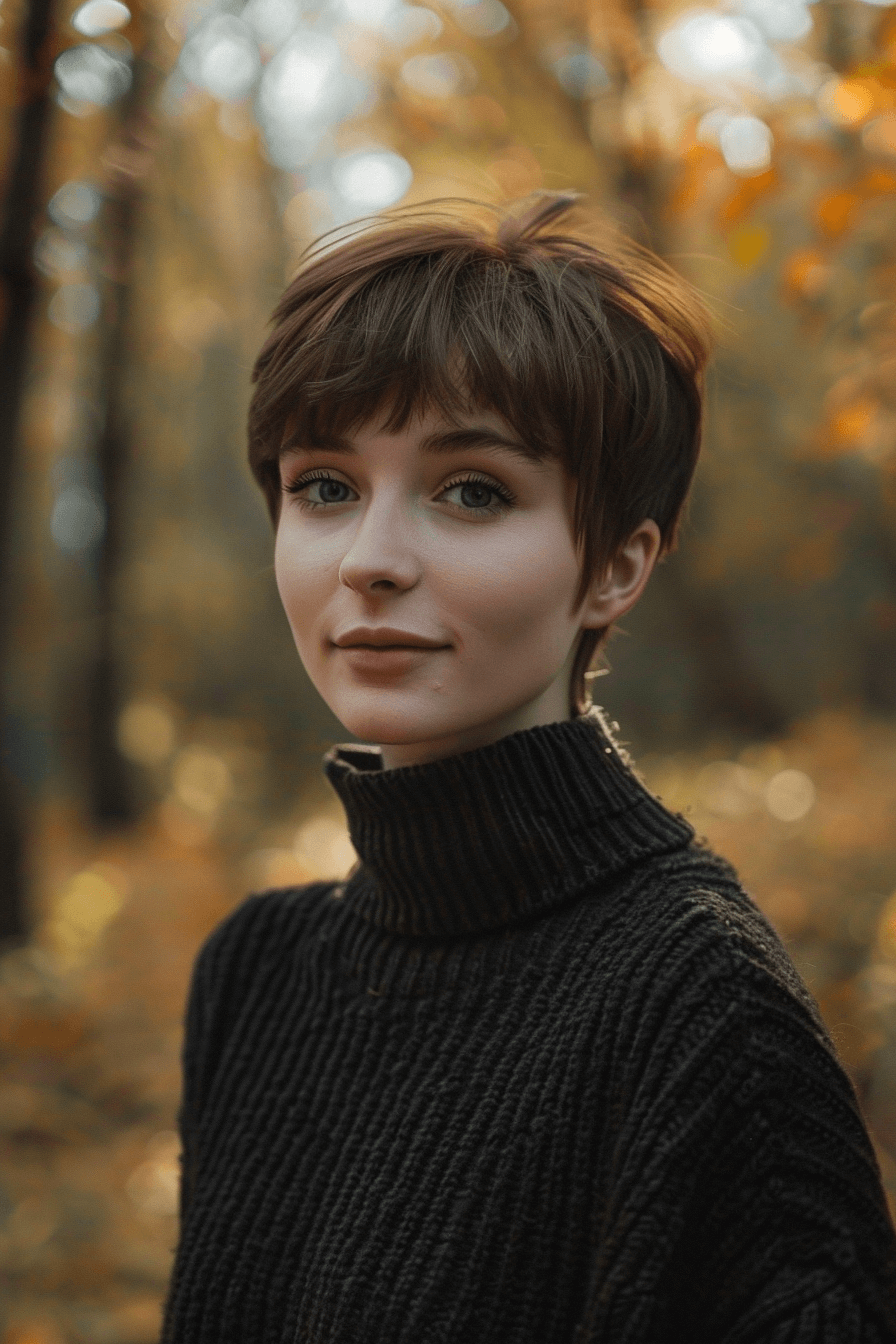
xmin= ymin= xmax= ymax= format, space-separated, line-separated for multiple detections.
xmin=274 ymin=405 xmax=661 ymax=769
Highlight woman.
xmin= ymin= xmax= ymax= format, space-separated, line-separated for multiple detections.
xmin=161 ymin=193 xmax=896 ymax=1342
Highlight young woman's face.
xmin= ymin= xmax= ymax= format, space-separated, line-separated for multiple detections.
xmin=274 ymin=406 xmax=658 ymax=768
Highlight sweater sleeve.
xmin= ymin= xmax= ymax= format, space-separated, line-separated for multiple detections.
xmin=176 ymin=892 xmax=273 ymax=1224
xmin=579 ymin=891 xmax=896 ymax=1344
xmin=175 ymin=886 xmax=330 ymax=1223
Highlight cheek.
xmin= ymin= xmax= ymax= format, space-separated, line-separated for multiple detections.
xmin=274 ymin=527 xmax=327 ymax=641
xmin=440 ymin=523 xmax=580 ymax=645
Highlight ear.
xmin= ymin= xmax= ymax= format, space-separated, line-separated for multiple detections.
xmin=578 ymin=519 xmax=663 ymax=630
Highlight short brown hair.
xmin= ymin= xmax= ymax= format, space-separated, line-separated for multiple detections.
xmin=248 ymin=192 xmax=713 ymax=716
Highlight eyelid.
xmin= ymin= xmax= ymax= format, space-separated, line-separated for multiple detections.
xmin=283 ymin=468 xmax=354 ymax=494
xmin=440 ymin=470 xmax=516 ymax=504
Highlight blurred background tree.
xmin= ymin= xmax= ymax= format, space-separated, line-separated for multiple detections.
xmin=2 ymin=0 xmax=896 ymax=1338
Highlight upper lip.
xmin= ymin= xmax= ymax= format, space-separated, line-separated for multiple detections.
xmin=333 ymin=627 xmax=449 ymax=649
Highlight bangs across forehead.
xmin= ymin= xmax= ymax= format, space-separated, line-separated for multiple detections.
xmin=279 ymin=251 xmax=569 ymax=460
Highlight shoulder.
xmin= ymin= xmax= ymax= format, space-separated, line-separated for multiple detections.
xmin=180 ymin=882 xmax=339 ymax=1115
xmin=187 ymin=881 xmax=338 ymax=1014
xmin=587 ymin=841 xmax=832 ymax=1064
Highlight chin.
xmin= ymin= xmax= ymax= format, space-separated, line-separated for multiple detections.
xmin=327 ymin=688 xmax=484 ymax=749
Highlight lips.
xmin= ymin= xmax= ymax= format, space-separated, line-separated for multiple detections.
xmin=333 ymin=627 xmax=449 ymax=650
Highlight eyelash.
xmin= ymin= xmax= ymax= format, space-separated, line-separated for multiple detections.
xmin=283 ymin=470 xmax=516 ymax=516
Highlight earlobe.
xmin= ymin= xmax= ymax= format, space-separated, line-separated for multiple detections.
xmin=579 ymin=520 xmax=662 ymax=630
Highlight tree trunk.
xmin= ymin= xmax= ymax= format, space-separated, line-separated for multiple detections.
xmin=82 ymin=46 xmax=161 ymax=826
xmin=0 ymin=0 xmax=59 ymax=942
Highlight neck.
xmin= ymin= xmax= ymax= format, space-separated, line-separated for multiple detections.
xmin=379 ymin=675 xmax=574 ymax=771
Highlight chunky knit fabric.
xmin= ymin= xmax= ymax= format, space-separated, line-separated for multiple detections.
xmin=161 ymin=709 xmax=896 ymax=1343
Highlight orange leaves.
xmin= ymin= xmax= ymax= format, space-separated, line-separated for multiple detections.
xmin=815 ymin=188 xmax=862 ymax=237
xmin=862 ymin=166 xmax=896 ymax=195
xmin=666 ymin=142 xmax=721 ymax=217
xmin=827 ymin=79 xmax=878 ymax=126
xmin=666 ymin=145 xmax=779 ymax=227
xmin=781 ymin=247 xmax=829 ymax=300
xmin=818 ymin=75 xmax=895 ymax=129
xmin=809 ymin=383 xmax=883 ymax=461
xmin=829 ymin=397 xmax=878 ymax=445
xmin=814 ymin=169 xmax=896 ymax=237
xmin=717 ymin=166 xmax=778 ymax=228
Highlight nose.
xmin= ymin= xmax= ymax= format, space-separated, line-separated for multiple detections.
xmin=337 ymin=500 xmax=422 ymax=595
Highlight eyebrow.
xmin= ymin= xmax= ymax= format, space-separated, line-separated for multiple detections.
xmin=280 ymin=425 xmax=546 ymax=465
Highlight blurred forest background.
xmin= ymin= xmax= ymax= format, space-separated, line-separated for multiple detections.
xmin=0 ymin=0 xmax=896 ymax=1336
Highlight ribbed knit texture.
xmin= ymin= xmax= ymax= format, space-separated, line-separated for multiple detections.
xmin=161 ymin=708 xmax=896 ymax=1343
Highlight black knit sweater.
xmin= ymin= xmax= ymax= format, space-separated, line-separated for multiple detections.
xmin=161 ymin=709 xmax=896 ymax=1343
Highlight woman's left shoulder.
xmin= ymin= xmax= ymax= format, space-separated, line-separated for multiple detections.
xmin=601 ymin=840 xmax=831 ymax=1047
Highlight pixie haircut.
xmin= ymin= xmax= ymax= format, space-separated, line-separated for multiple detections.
xmin=248 ymin=192 xmax=713 ymax=716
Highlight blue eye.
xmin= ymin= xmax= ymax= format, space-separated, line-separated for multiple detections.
xmin=440 ymin=475 xmax=515 ymax=515
xmin=284 ymin=470 xmax=515 ymax=515
xmin=285 ymin=473 xmax=356 ymax=508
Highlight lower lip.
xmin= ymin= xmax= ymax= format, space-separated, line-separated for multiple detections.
xmin=336 ymin=645 xmax=448 ymax=675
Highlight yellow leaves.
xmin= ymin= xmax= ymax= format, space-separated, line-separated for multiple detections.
xmin=727 ymin=222 xmax=769 ymax=270
xmin=43 ymin=863 xmax=130 ymax=970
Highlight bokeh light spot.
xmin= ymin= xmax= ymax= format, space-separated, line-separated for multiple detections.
xmin=451 ymin=0 xmax=512 ymax=39
xmin=819 ymin=77 xmax=878 ymax=127
xmin=719 ymin=115 xmax=773 ymax=174
xmin=50 ymin=484 xmax=105 ymax=552
xmin=48 ymin=281 xmax=101 ymax=334
xmin=734 ymin=0 xmax=812 ymax=44
xmin=765 ymin=769 xmax=816 ymax=821
xmin=658 ymin=12 xmax=764 ymax=82
xmin=171 ymin=746 xmax=232 ymax=817
xmin=332 ymin=150 xmax=413 ymax=210
xmin=54 ymin=43 xmax=132 ymax=106
xmin=180 ymin=16 xmax=261 ymax=102
xmin=400 ymin=52 xmax=469 ymax=98
xmin=550 ymin=44 xmax=609 ymax=99
xmin=46 ymin=864 xmax=129 ymax=965
xmin=48 ymin=180 xmax=102 ymax=227
xmin=117 ymin=700 xmax=177 ymax=766
xmin=71 ymin=0 xmax=130 ymax=36
xmin=294 ymin=815 xmax=357 ymax=878
xmin=696 ymin=761 xmax=764 ymax=817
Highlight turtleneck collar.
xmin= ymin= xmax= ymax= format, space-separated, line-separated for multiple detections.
xmin=323 ymin=706 xmax=694 ymax=939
